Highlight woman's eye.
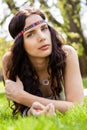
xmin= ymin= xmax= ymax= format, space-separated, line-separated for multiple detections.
xmin=27 ymin=33 xmax=34 ymax=37
xmin=41 ymin=26 xmax=48 ymax=31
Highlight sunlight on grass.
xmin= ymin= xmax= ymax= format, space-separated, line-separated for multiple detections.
xmin=0 ymin=79 xmax=87 ymax=130
xmin=0 ymin=98 xmax=87 ymax=130
xmin=83 ymin=78 xmax=87 ymax=88
xmin=0 ymin=81 xmax=5 ymax=93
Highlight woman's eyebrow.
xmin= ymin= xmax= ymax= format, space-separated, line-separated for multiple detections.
xmin=24 ymin=30 xmax=35 ymax=36
xmin=24 ymin=23 xmax=48 ymax=36
xmin=40 ymin=23 xmax=48 ymax=28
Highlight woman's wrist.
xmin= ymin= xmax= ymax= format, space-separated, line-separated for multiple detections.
xmin=17 ymin=89 xmax=25 ymax=104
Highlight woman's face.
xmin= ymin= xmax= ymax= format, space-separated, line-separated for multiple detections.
xmin=23 ymin=14 xmax=52 ymax=59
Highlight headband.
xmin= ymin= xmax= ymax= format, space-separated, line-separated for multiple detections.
xmin=15 ymin=19 xmax=45 ymax=40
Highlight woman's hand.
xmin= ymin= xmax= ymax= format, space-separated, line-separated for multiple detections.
xmin=27 ymin=102 xmax=56 ymax=117
xmin=5 ymin=77 xmax=24 ymax=103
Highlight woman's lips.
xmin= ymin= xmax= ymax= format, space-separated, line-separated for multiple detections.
xmin=38 ymin=44 xmax=50 ymax=50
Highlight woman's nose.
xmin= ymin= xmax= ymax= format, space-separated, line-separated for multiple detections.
xmin=37 ymin=30 xmax=46 ymax=42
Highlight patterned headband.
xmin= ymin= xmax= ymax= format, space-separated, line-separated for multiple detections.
xmin=15 ymin=20 xmax=45 ymax=40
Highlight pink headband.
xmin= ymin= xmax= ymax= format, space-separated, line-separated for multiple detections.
xmin=15 ymin=19 xmax=45 ymax=40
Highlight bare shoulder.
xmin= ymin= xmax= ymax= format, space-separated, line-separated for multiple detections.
xmin=62 ymin=45 xmax=78 ymax=60
xmin=62 ymin=45 xmax=77 ymax=55
xmin=2 ymin=51 xmax=12 ymax=80
xmin=2 ymin=50 xmax=12 ymax=64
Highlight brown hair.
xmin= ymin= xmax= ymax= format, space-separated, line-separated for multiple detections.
xmin=6 ymin=7 xmax=66 ymax=115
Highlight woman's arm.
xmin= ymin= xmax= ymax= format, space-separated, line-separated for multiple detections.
xmin=62 ymin=45 xmax=84 ymax=103
xmin=5 ymin=78 xmax=73 ymax=113
xmin=3 ymin=45 xmax=84 ymax=113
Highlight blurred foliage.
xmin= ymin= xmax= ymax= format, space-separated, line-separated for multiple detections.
xmin=1 ymin=0 xmax=87 ymax=53
xmin=56 ymin=0 xmax=87 ymax=54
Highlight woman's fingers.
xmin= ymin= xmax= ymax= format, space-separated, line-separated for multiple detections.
xmin=5 ymin=78 xmax=24 ymax=103
xmin=45 ymin=103 xmax=56 ymax=116
xmin=29 ymin=102 xmax=56 ymax=117
xmin=5 ymin=80 xmax=16 ymax=94
xmin=29 ymin=106 xmax=46 ymax=116
xmin=30 ymin=108 xmax=45 ymax=116
xmin=16 ymin=76 xmax=24 ymax=89
xmin=32 ymin=102 xmax=45 ymax=109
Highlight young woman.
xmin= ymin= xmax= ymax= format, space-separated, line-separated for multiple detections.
xmin=2 ymin=7 xmax=84 ymax=116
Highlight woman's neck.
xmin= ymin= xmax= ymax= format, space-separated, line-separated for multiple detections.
xmin=29 ymin=57 xmax=49 ymax=73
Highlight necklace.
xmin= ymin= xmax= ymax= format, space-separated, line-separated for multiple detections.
xmin=40 ymin=77 xmax=50 ymax=86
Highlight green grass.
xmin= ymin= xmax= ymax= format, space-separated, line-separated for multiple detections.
xmin=0 ymin=81 xmax=4 ymax=93
xmin=83 ymin=78 xmax=87 ymax=88
xmin=0 ymin=78 xmax=87 ymax=130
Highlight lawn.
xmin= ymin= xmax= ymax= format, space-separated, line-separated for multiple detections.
xmin=83 ymin=78 xmax=87 ymax=88
xmin=0 ymin=79 xmax=87 ymax=130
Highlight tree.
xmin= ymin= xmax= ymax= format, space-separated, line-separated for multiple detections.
xmin=56 ymin=0 xmax=87 ymax=76
xmin=1 ymin=0 xmax=87 ymax=76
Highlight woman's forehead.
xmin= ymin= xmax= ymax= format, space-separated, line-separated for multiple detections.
xmin=23 ymin=14 xmax=46 ymax=33
xmin=24 ymin=14 xmax=43 ymax=28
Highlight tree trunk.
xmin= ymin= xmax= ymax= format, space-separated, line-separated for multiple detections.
xmin=58 ymin=0 xmax=87 ymax=76
xmin=79 ymin=55 xmax=87 ymax=77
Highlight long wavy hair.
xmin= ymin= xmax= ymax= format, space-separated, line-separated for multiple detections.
xmin=6 ymin=7 xmax=66 ymax=115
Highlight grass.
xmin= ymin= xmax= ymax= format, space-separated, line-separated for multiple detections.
xmin=0 ymin=81 xmax=4 ymax=93
xmin=83 ymin=78 xmax=87 ymax=88
xmin=0 ymin=78 xmax=87 ymax=130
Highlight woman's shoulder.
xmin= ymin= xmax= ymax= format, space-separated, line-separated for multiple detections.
xmin=62 ymin=45 xmax=77 ymax=54
xmin=2 ymin=50 xmax=12 ymax=64
xmin=2 ymin=50 xmax=12 ymax=80
xmin=62 ymin=45 xmax=77 ymax=59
